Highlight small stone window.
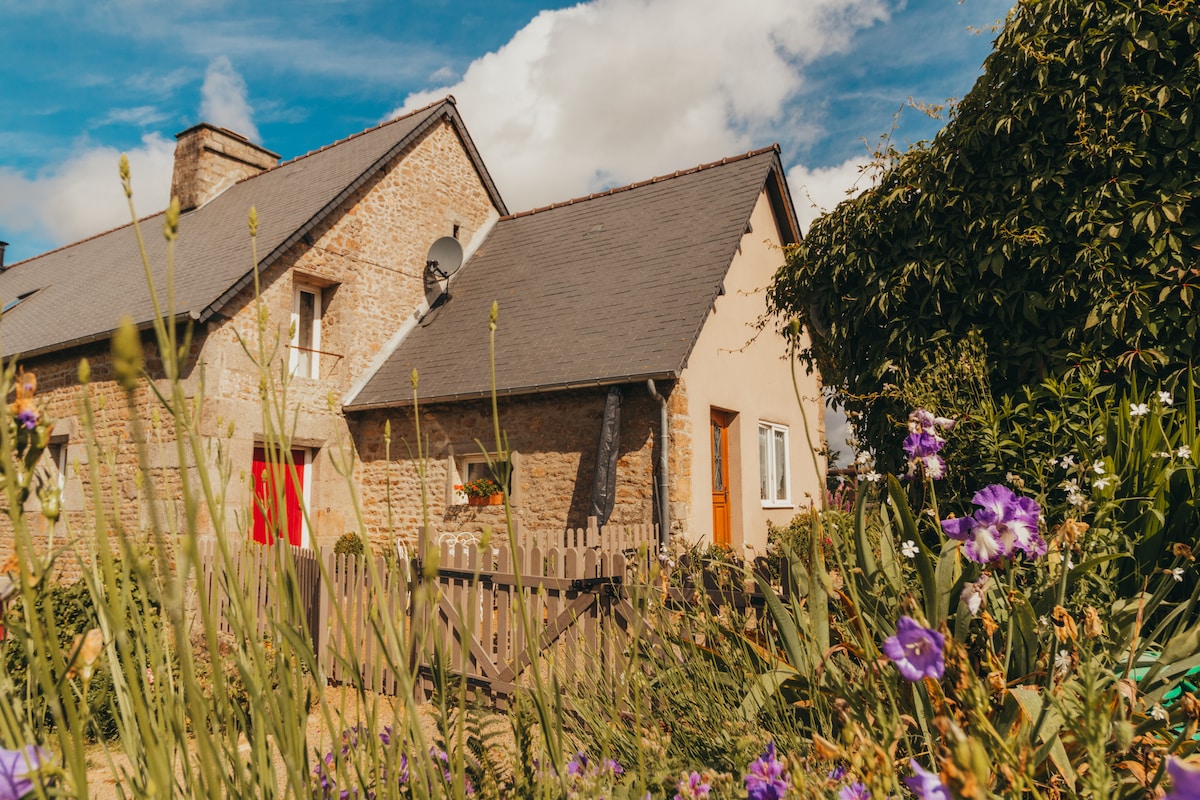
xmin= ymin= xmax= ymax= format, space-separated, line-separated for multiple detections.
xmin=290 ymin=283 xmax=323 ymax=379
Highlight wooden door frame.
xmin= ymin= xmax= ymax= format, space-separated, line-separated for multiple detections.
xmin=710 ymin=408 xmax=734 ymax=548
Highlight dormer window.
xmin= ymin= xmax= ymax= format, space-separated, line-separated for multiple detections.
xmin=290 ymin=283 xmax=322 ymax=379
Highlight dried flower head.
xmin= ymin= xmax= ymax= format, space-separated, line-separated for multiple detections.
xmin=1051 ymin=606 xmax=1078 ymax=643
xmin=1082 ymin=606 xmax=1104 ymax=640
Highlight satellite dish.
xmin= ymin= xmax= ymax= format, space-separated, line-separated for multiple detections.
xmin=425 ymin=237 xmax=463 ymax=280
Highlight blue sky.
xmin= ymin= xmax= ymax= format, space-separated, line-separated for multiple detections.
xmin=0 ymin=0 xmax=1011 ymax=266
xmin=0 ymin=0 xmax=1013 ymax=461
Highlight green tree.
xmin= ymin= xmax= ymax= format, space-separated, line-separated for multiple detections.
xmin=770 ymin=0 xmax=1200 ymax=464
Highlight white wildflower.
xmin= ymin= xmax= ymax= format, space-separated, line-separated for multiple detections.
xmin=901 ymin=540 xmax=919 ymax=559
xmin=1153 ymin=451 xmax=1173 ymax=459
xmin=1152 ymin=705 xmax=1169 ymax=722
xmin=1067 ymin=490 xmax=1085 ymax=507
xmin=1178 ymin=445 xmax=1193 ymax=460
xmin=1095 ymin=435 xmax=1105 ymax=444
xmin=1047 ymin=457 xmax=1059 ymax=468
xmin=1060 ymin=454 xmax=1076 ymax=469
xmin=1159 ymin=391 xmax=1174 ymax=405
xmin=1093 ymin=477 xmax=1110 ymax=490
xmin=855 ymin=451 xmax=873 ymax=466
xmin=862 ymin=471 xmax=882 ymax=483
xmin=1055 ymin=649 xmax=1072 ymax=676
xmin=1172 ymin=567 xmax=1185 ymax=582
xmin=1092 ymin=461 xmax=1106 ymax=475
xmin=1130 ymin=402 xmax=1150 ymax=417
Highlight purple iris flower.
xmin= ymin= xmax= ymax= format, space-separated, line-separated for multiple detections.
xmin=902 ymin=431 xmax=948 ymax=480
xmin=745 ymin=743 xmax=789 ymax=800
xmin=0 ymin=746 xmax=46 ymax=800
xmin=903 ymin=432 xmax=942 ymax=459
xmin=882 ymin=616 xmax=945 ymax=681
xmin=1167 ymin=757 xmax=1200 ymax=800
xmin=828 ymin=765 xmax=848 ymax=781
xmin=838 ymin=781 xmax=870 ymax=800
xmin=908 ymin=409 xmax=956 ymax=435
xmin=941 ymin=485 xmax=1044 ymax=564
xmin=14 ymin=409 xmax=36 ymax=431
xmin=903 ymin=760 xmax=951 ymax=800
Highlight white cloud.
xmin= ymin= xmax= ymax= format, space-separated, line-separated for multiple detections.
xmin=200 ymin=56 xmax=258 ymax=141
xmin=0 ymin=134 xmax=175 ymax=251
xmin=786 ymin=158 xmax=875 ymax=234
xmin=98 ymin=105 xmax=172 ymax=128
xmin=392 ymin=0 xmax=889 ymax=212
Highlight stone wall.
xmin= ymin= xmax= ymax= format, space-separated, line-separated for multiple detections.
xmin=0 ymin=117 xmax=501 ymax=563
xmin=347 ymin=384 xmax=671 ymax=550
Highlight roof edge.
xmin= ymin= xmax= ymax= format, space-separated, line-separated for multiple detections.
xmin=342 ymin=207 xmax=503 ymax=408
xmin=344 ymin=371 xmax=679 ymax=412
xmin=502 ymin=144 xmax=781 ymax=221
xmin=668 ymin=150 xmax=792 ymax=378
xmin=199 ymin=98 xmax=464 ymax=323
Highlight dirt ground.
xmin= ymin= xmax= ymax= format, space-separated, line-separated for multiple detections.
xmin=81 ymin=686 xmax=448 ymax=798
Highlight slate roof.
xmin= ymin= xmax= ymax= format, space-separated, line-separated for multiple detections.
xmin=346 ymin=146 xmax=798 ymax=409
xmin=0 ymin=97 xmax=505 ymax=359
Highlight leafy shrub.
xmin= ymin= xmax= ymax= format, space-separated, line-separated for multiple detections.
xmin=2 ymin=563 xmax=159 ymax=740
xmin=333 ymin=532 xmax=365 ymax=557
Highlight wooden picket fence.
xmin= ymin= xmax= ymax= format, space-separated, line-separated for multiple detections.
xmin=196 ymin=520 xmax=661 ymax=702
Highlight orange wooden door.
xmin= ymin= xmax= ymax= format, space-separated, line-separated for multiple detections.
xmin=710 ymin=410 xmax=732 ymax=548
xmin=251 ymin=447 xmax=306 ymax=546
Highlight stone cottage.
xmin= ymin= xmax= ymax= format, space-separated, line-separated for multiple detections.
xmin=0 ymin=97 xmax=823 ymax=557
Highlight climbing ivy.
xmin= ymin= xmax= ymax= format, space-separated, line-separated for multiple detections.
xmin=770 ymin=0 xmax=1200 ymax=461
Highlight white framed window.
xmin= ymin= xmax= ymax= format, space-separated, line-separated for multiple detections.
xmin=759 ymin=422 xmax=791 ymax=507
xmin=290 ymin=283 xmax=322 ymax=379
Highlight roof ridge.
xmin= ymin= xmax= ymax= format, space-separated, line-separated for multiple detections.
xmin=6 ymin=98 xmax=460 ymax=271
xmin=501 ymin=143 xmax=780 ymax=221
xmin=259 ymin=96 xmax=456 ymax=174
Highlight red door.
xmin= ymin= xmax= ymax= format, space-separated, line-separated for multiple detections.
xmin=251 ymin=447 xmax=306 ymax=546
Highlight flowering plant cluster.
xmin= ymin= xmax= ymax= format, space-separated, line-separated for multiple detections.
xmin=941 ymin=484 xmax=1044 ymax=564
xmin=311 ymin=726 xmax=470 ymax=800
xmin=457 ymin=477 xmax=501 ymax=499
xmin=560 ymin=751 xmax=623 ymax=799
xmin=902 ymin=408 xmax=954 ymax=480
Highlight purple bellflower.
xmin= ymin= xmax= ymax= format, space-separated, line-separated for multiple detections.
xmin=745 ymin=742 xmax=789 ymax=800
xmin=941 ymin=485 xmax=1044 ymax=564
xmin=883 ymin=616 xmax=945 ymax=681
xmin=674 ymin=771 xmax=711 ymax=800
xmin=838 ymin=781 xmax=870 ymax=800
xmin=1167 ymin=757 xmax=1200 ymax=800
xmin=903 ymin=760 xmax=951 ymax=800
xmin=0 ymin=746 xmax=47 ymax=800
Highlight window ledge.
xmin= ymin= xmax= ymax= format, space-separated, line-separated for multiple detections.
xmin=761 ymin=502 xmax=795 ymax=510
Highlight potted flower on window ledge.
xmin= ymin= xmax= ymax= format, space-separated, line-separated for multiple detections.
xmin=459 ymin=477 xmax=502 ymax=506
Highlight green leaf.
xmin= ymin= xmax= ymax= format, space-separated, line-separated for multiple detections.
xmin=1010 ymin=687 xmax=1077 ymax=789
xmin=888 ymin=476 xmax=938 ymax=622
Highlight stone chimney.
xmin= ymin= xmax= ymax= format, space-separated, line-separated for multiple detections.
xmin=171 ymin=124 xmax=280 ymax=211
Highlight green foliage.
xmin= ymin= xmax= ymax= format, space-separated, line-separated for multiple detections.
xmin=2 ymin=563 xmax=159 ymax=740
xmin=770 ymin=0 xmax=1200 ymax=459
xmin=333 ymin=531 xmax=366 ymax=557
